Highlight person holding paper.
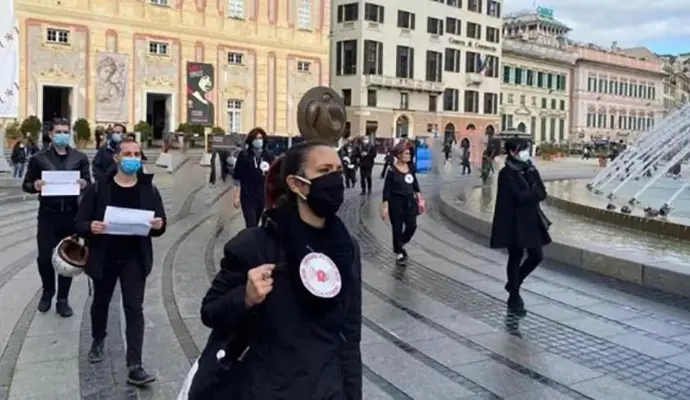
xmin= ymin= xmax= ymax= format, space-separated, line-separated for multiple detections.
xmin=74 ymin=139 xmax=166 ymax=387
xmin=22 ymin=117 xmax=91 ymax=318
xmin=92 ymin=123 xmax=126 ymax=182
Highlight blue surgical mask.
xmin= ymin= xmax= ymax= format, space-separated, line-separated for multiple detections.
xmin=252 ymin=139 xmax=263 ymax=149
xmin=111 ymin=133 xmax=122 ymax=143
xmin=53 ymin=133 xmax=70 ymax=147
xmin=120 ymin=157 xmax=142 ymax=175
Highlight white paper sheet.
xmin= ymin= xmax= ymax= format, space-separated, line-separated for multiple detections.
xmin=41 ymin=171 xmax=80 ymax=196
xmin=103 ymin=206 xmax=155 ymax=236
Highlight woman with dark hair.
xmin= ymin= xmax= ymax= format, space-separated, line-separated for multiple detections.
xmin=490 ymin=138 xmax=551 ymax=315
xmin=189 ymin=141 xmax=362 ymax=400
xmin=460 ymin=138 xmax=471 ymax=175
xmin=232 ymin=127 xmax=275 ymax=227
xmin=380 ymin=142 xmax=424 ymax=264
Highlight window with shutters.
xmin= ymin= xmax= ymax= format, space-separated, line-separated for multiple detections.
xmin=363 ymin=40 xmax=383 ymax=75
xmin=396 ymin=46 xmax=414 ymax=79
xmin=335 ymin=40 xmax=357 ymax=75
xmin=397 ymin=10 xmax=415 ymax=29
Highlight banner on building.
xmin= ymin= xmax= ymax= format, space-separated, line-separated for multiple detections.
xmin=0 ymin=0 xmax=19 ymax=118
xmin=94 ymin=52 xmax=129 ymax=122
xmin=186 ymin=62 xmax=215 ymax=126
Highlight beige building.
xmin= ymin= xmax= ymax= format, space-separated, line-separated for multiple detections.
xmin=500 ymin=10 xmax=576 ymax=144
xmin=657 ymin=55 xmax=690 ymax=117
xmin=11 ymin=0 xmax=330 ymax=138
xmin=329 ymin=0 xmax=503 ymax=147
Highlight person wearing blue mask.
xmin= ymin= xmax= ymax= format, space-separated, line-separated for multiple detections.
xmin=92 ymin=123 xmax=126 ymax=182
xmin=22 ymin=117 xmax=91 ymax=317
xmin=75 ymin=139 xmax=166 ymax=387
xmin=232 ymin=127 xmax=275 ymax=227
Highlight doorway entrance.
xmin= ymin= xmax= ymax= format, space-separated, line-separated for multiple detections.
xmin=395 ymin=115 xmax=409 ymax=138
xmin=444 ymin=123 xmax=455 ymax=144
xmin=146 ymin=93 xmax=171 ymax=141
xmin=42 ymin=86 xmax=72 ymax=123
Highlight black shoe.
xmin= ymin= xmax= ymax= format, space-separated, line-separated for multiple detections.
xmin=507 ymin=292 xmax=526 ymax=316
xmin=127 ymin=365 xmax=156 ymax=387
xmin=55 ymin=299 xmax=73 ymax=318
xmin=88 ymin=340 xmax=105 ymax=364
xmin=360 ymin=191 xmax=366 ymax=195
xmin=37 ymin=292 xmax=53 ymax=313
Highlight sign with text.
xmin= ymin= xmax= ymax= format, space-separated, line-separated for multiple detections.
xmin=186 ymin=62 xmax=215 ymax=126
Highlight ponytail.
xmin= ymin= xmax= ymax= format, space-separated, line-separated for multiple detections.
xmin=264 ymin=156 xmax=286 ymax=209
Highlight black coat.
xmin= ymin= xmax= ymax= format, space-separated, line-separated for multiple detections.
xmin=92 ymin=145 xmax=117 ymax=183
xmin=10 ymin=143 xmax=28 ymax=164
xmin=490 ymin=158 xmax=552 ymax=249
xmin=232 ymin=148 xmax=274 ymax=204
xmin=22 ymin=147 xmax=91 ymax=216
xmin=74 ymin=171 xmax=167 ymax=280
xmin=354 ymin=144 xmax=376 ymax=169
xmin=200 ymin=212 xmax=362 ymax=400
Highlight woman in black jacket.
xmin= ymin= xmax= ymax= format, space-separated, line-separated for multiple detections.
xmin=490 ymin=139 xmax=551 ymax=315
xmin=380 ymin=142 xmax=424 ymax=264
xmin=193 ymin=141 xmax=362 ymax=400
xmin=232 ymin=127 xmax=274 ymax=227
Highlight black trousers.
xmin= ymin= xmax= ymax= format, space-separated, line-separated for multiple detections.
xmin=389 ymin=195 xmax=417 ymax=254
xmin=91 ymin=258 xmax=146 ymax=366
xmin=344 ymin=168 xmax=356 ymax=188
xmin=462 ymin=161 xmax=471 ymax=175
xmin=360 ymin=166 xmax=372 ymax=193
xmin=36 ymin=219 xmax=75 ymax=299
xmin=505 ymin=246 xmax=544 ymax=292
xmin=241 ymin=201 xmax=263 ymax=228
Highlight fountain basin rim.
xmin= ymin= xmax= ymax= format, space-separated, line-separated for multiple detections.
xmin=439 ymin=181 xmax=690 ymax=299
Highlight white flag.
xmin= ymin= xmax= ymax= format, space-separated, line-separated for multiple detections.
xmin=0 ymin=0 xmax=19 ymax=118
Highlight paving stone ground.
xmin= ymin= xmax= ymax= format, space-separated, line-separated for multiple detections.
xmin=0 ymin=157 xmax=689 ymax=400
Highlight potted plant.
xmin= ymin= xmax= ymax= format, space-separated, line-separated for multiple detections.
xmin=4 ymin=121 xmax=22 ymax=148
xmin=134 ymin=121 xmax=153 ymax=148
xmin=596 ymin=148 xmax=609 ymax=167
xmin=73 ymin=118 xmax=91 ymax=148
xmin=20 ymin=115 xmax=42 ymax=144
xmin=211 ymin=126 xmax=225 ymax=136
xmin=540 ymin=143 xmax=555 ymax=161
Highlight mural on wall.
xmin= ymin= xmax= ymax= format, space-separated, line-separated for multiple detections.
xmin=95 ymin=52 xmax=128 ymax=122
xmin=26 ymin=23 xmax=88 ymax=118
xmin=186 ymin=62 xmax=215 ymax=126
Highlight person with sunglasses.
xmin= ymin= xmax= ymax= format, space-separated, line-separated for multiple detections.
xmin=22 ymin=117 xmax=91 ymax=317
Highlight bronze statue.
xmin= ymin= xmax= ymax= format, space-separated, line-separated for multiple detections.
xmin=296 ymin=86 xmax=347 ymax=144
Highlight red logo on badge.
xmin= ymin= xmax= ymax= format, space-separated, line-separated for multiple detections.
xmin=316 ymin=270 xmax=327 ymax=282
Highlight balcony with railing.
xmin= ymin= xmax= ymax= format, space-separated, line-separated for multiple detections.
xmin=363 ymin=75 xmax=445 ymax=93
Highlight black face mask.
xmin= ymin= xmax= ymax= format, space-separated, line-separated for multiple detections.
xmin=298 ymin=171 xmax=344 ymax=217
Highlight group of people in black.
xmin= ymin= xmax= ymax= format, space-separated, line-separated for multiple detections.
xmin=23 ymin=118 xmax=165 ymax=386
xmin=337 ymin=136 xmax=377 ymax=194
xmin=19 ymin=116 xmax=550 ymax=398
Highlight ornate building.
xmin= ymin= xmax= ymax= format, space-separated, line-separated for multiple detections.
xmin=500 ymin=9 xmax=576 ymax=144
xmin=656 ymin=54 xmax=690 ymax=117
xmin=570 ymin=43 xmax=665 ymax=142
xmin=329 ymin=0 xmax=503 ymax=153
xmin=14 ymin=0 xmax=330 ymax=137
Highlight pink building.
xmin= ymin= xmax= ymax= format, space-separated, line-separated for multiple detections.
xmin=569 ymin=44 xmax=665 ymax=142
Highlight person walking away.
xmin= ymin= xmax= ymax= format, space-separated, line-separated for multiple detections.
xmin=380 ymin=146 xmax=394 ymax=178
xmin=356 ymin=136 xmax=376 ymax=195
xmin=340 ymin=142 xmax=357 ymax=188
xmin=92 ymin=123 xmax=126 ymax=182
xmin=95 ymin=126 xmax=104 ymax=149
xmin=75 ymin=139 xmax=166 ymax=387
xmin=21 ymin=118 xmax=91 ymax=317
xmin=460 ymin=138 xmax=471 ymax=175
xmin=10 ymin=138 xmax=28 ymax=178
xmin=232 ymin=127 xmax=275 ymax=228
xmin=490 ymin=138 xmax=551 ymax=315
xmin=380 ymin=143 xmax=425 ymax=264
xmin=190 ymin=142 xmax=362 ymax=399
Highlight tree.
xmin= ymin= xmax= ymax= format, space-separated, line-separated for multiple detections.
xmin=4 ymin=121 xmax=22 ymax=141
xmin=211 ymin=126 xmax=225 ymax=135
xmin=20 ymin=115 xmax=42 ymax=143
xmin=73 ymin=118 xmax=91 ymax=147
xmin=134 ymin=120 xmax=153 ymax=143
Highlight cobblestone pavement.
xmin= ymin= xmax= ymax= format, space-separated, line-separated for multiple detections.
xmin=0 ymin=159 xmax=689 ymax=399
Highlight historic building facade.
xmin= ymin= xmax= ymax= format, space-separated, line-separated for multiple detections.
xmin=500 ymin=10 xmax=576 ymax=144
xmin=14 ymin=0 xmax=330 ymax=136
xmin=329 ymin=0 xmax=503 ymax=149
xmin=570 ymin=44 xmax=665 ymax=142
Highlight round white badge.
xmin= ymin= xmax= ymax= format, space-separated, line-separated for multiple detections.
xmin=259 ymin=161 xmax=270 ymax=172
xmin=299 ymin=253 xmax=342 ymax=298
xmin=404 ymin=174 xmax=414 ymax=184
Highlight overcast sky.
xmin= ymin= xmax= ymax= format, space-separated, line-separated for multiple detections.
xmin=504 ymin=1 xmax=690 ymax=54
